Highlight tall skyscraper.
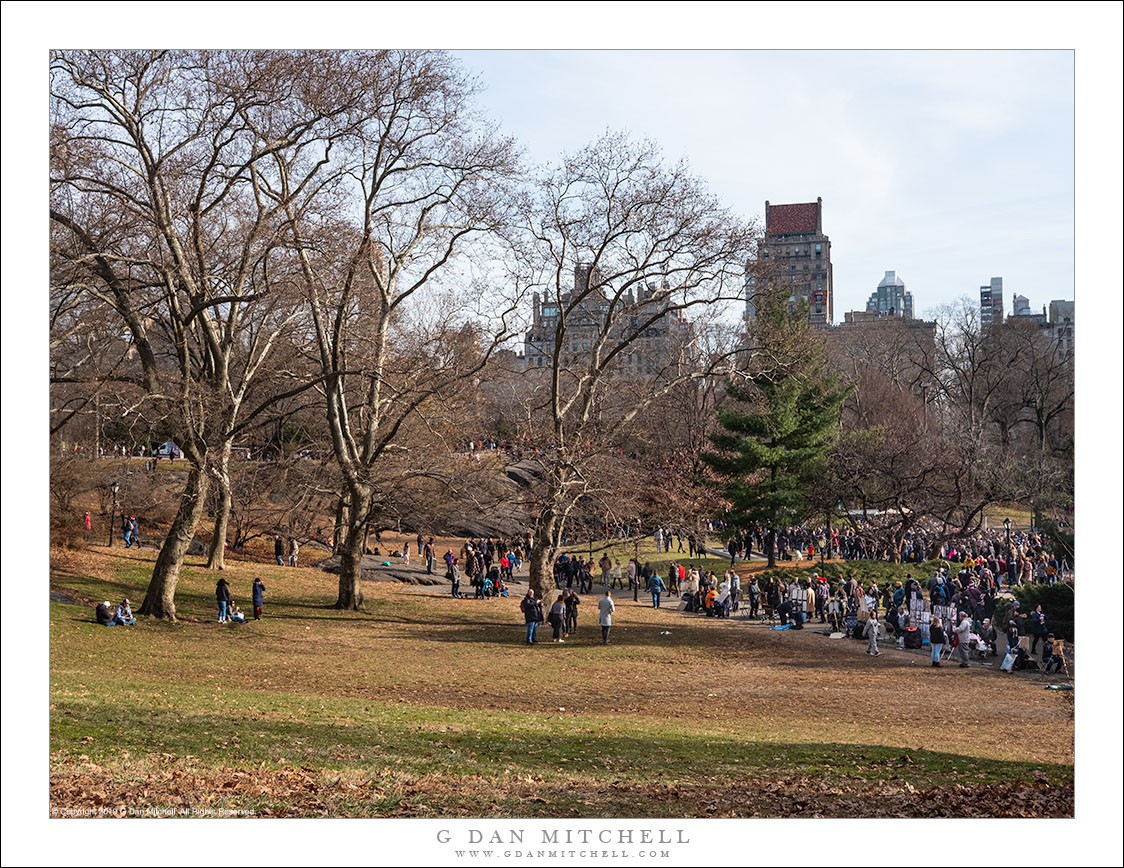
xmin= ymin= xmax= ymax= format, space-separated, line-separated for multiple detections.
xmin=980 ymin=277 xmax=1004 ymax=329
xmin=749 ymin=197 xmax=833 ymax=326
xmin=866 ymin=270 xmax=914 ymax=319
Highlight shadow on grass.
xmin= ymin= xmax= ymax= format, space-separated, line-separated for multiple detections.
xmin=49 ymin=691 xmax=1073 ymax=792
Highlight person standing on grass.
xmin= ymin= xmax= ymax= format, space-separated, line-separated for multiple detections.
xmin=930 ymin=616 xmax=944 ymax=667
xmin=563 ymin=588 xmax=579 ymax=638
xmin=274 ymin=535 xmax=284 ymax=566
xmin=252 ymin=577 xmax=265 ymax=620
xmin=548 ymin=594 xmax=566 ymax=642
xmin=863 ymin=609 xmax=881 ymax=656
xmin=216 ymin=578 xmax=232 ymax=623
xmin=83 ymin=510 xmax=92 ymax=534
xmin=1029 ymin=604 xmax=1048 ymax=655
xmin=521 ymin=590 xmax=543 ymax=644
xmin=288 ymin=537 xmax=299 ymax=567
xmin=954 ymin=611 xmax=973 ymax=668
xmin=647 ymin=570 xmax=667 ymax=609
xmin=599 ymin=590 xmax=615 ymax=644
xmin=424 ymin=538 xmax=435 ymax=575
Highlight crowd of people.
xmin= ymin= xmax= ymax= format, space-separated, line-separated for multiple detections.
xmin=441 ymin=536 xmax=531 ymax=600
xmin=720 ymin=518 xmax=1070 ymax=588
xmin=519 ymin=540 xmax=1070 ymax=676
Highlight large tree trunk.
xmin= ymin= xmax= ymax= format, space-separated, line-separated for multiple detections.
xmin=140 ymin=463 xmax=209 ymax=620
xmin=765 ymin=528 xmax=777 ymax=569
xmin=335 ymin=486 xmax=370 ymax=610
xmin=528 ymin=507 xmax=558 ymax=599
xmin=206 ymin=445 xmax=232 ymax=570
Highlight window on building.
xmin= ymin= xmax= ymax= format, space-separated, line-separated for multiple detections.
xmin=815 ymin=244 xmax=822 ymax=257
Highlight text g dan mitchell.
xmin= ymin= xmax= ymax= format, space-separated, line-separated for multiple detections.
xmin=437 ymin=829 xmax=689 ymax=845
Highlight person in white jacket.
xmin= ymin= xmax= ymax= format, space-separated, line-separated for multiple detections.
xmin=954 ymin=611 xmax=973 ymax=668
xmin=598 ymin=590 xmax=616 ymax=645
xmin=864 ymin=610 xmax=881 ymax=656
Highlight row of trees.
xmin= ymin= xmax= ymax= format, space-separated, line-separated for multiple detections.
xmin=49 ymin=49 xmax=757 ymax=616
xmin=50 ymin=50 xmax=1073 ymax=616
xmin=704 ymin=289 xmax=1074 ymax=567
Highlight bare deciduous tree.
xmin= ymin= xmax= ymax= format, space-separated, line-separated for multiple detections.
xmin=510 ymin=132 xmax=756 ymax=596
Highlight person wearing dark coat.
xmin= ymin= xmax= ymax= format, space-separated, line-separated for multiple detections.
xmin=520 ymin=590 xmax=544 ymax=644
xmin=216 ymin=578 xmax=232 ymax=623
xmin=96 ymin=601 xmax=115 ymax=626
xmin=252 ymin=578 xmax=265 ymax=620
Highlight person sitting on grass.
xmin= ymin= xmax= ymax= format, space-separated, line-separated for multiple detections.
xmin=114 ymin=599 xmax=136 ymax=626
xmin=95 ymin=601 xmax=115 ymax=626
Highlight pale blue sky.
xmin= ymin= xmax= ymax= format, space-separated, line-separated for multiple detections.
xmin=457 ymin=50 xmax=1074 ymax=320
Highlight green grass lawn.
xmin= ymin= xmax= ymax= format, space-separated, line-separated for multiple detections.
xmin=48 ymin=545 xmax=1074 ymax=818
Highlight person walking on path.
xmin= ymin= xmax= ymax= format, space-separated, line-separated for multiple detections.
xmin=252 ymin=577 xmax=265 ymax=620
xmin=598 ymin=590 xmax=616 ymax=644
xmin=520 ymin=590 xmax=543 ymax=644
xmin=930 ymin=616 xmax=944 ymax=667
xmin=954 ymin=611 xmax=973 ymax=668
xmin=647 ymin=571 xmax=667 ymax=609
xmin=216 ymin=578 xmax=232 ymax=623
xmin=424 ymin=538 xmax=435 ymax=575
xmin=864 ymin=610 xmax=881 ymax=656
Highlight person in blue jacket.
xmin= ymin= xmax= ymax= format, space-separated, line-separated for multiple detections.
xmin=252 ymin=577 xmax=265 ymax=620
xmin=647 ymin=571 xmax=667 ymax=608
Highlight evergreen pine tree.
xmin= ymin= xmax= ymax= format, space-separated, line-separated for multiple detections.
xmin=704 ymin=288 xmax=850 ymax=567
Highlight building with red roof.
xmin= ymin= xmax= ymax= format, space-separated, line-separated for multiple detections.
xmin=747 ymin=197 xmax=834 ymax=326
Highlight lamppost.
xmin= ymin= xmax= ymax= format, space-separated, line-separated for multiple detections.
xmin=1003 ymin=517 xmax=1012 ymax=587
xmin=108 ymin=480 xmax=120 ymax=548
